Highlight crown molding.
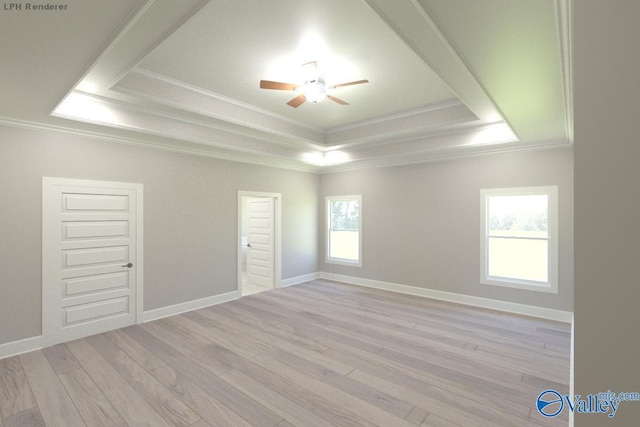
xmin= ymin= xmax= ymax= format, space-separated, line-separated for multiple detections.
xmin=53 ymin=0 xmax=510 ymax=157
xmin=0 ymin=116 xmax=321 ymax=173
xmin=325 ymin=99 xmax=465 ymax=133
xmin=12 ymin=0 xmax=571 ymax=176
xmin=129 ymin=67 xmax=325 ymax=135
xmin=107 ymin=0 xmax=212 ymax=90
xmin=52 ymin=92 xmax=319 ymax=159
xmin=555 ymin=0 xmax=574 ymax=143
xmin=112 ymin=69 xmax=326 ymax=149
xmin=96 ymin=0 xmax=157 ymax=89
xmin=68 ymin=90 xmax=324 ymax=154
xmin=53 ymin=0 xmax=212 ymax=123
xmin=319 ymin=138 xmax=572 ymax=173
xmin=58 ymin=77 xmax=505 ymax=168
xmin=112 ymin=68 xmax=483 ymax=153
xmin=363 ymin=0 xmax=504 ymax=125
xmin=325 ymin=101 xmax=479 ymax=148
xmin=52 ymin=0 xmax=152 ymax=107
xmin=0 ymin=114 xmax=570 ymax=176
xmin=412 ymin=0 xmax=519 ymax=142
xmin=51 ymin=90 xmax=529 ymax=173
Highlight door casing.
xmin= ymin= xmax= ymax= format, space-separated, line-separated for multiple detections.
xmin=42 ymin=177 xmax=144 ymax=347
xmin=237 ymin=191 xmax=281 ymax=295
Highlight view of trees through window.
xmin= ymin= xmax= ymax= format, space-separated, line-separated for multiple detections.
xmin=330 ymin=200 xmax=359 ymax=230
xmin=327 ymin=197 xmax=361 ymax=264
xmin=488 ymin=194 xmax=548 ymax=237
xmin=486 ymin=193 xmax=550 ymax=284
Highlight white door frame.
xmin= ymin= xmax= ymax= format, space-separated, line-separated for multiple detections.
xmin=237 ymin=191 xmax=281 ymax=294
xmin=42 ymin=177 xmax=144 ymax=347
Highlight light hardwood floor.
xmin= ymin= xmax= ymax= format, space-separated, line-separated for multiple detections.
xmin=241 ymin=271 xmax=274 ymax=296
xmin=242 ymin=281 xmax=273 ymax=297
xmin=0 ymin=280 xmax=570 ymax=426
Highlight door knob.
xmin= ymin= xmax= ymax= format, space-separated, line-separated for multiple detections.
xmin=247 ymin=243 xmax=251 ymax=247
xmin=122 ymin=262 xmax=133 ymax=268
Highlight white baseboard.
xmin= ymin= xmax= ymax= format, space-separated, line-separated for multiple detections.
xmin=0 ymin=273 xmax=572 ymax=361
xmin=569 ymin=313 xmax=575 ymax=426
xmin=279 ymin=272 xmax=321 ymax=288
xmin=140 ymin=290 xmax=240 ymax=323
xmin=0 ymin=335 xmax=44 ymax=360
xmin=0 ymin=290 xmax=241 ymax=360
xmin=319 ymin=272 xmax=573 ymax=323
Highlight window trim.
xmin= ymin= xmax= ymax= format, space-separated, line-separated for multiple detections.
xmin=480 ymin=186 xmax=558 ymax=293
xmin=326 ymin=195 xmax=362 ymax=267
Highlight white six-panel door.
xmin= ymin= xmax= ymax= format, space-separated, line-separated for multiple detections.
xmin=246 ymin=198 xmax=275 ymax=288
xmin=42 ymin=178 xmax=143 ymax=345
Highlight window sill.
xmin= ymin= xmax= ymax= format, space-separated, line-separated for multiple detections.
xmin=481 ymin=277 xmax=558 ymax=294
xmin=326 ymin=258 xmax=362 ymax=268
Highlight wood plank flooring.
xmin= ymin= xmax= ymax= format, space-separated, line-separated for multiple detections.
xmin=0 ymin=280 xmax=570 ymax=426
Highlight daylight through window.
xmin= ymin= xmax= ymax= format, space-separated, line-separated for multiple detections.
xmin=326 ymin=195 xmax=361 ymax=266
xmin=480 ymin=187 xmax=558 ymax=293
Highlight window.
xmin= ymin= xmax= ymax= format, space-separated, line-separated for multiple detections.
xmin=326 ymin=195 xmax=362 ymax=266
xmin=480 ymin=186 xmax=558 ymax=293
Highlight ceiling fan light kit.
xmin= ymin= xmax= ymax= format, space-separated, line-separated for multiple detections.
xmin=303 ymin=78 xmax=327 ymax=104
xmin=260 ymin=61 xmax=368 ymax=108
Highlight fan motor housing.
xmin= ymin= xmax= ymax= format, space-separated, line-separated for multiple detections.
xmin=303 ymin=77 xmax=327 ymax=103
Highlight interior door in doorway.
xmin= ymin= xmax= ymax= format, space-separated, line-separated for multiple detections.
xmin=246 ymin=197 xmax=275 ymax=289
xmin=42 ymin=178 xmax=143 ymax=346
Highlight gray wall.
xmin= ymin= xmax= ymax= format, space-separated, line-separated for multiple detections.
xmin=319 ymin=147 xmax=574 ymax=312
xmin=0 ymin=125 xmax=319 ymax=345
xmin=574 ymin=1 xmax=640 ymax=424
xmin=0 ymin=123 xmax=575 ymax=349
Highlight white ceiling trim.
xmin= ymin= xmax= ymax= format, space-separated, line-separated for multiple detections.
xmin=555 ymin=0 xmax=574 ymax=143
xmin=54 ymin=0 xmax=152 ymax=102
xmin=325 ymin=99 xmax=466 ymax=133
xmin=324 ymin=101 xmax=479 ymax=149
xmin=112 ymin=68 xmax=326 ymax=148
xmin=35 ymin=0 xmax=571 ymax=172
xmin=0 ymin=112 xmax=568 ymax=175
xmin=0 ymin=116 xmax=321 ymax=173
xmin=321 ymin=139 xmax=573 ymax=173
xmin=112 ymin=67 xmax=483 ymax=152
xmin=128 ymin=67 xmax=326 ymax=134
xmin=363 ymin=0 xmax=505 ymax=124
xmin=51 ymin=93 xmax=315 ymax=161
xmin=63 ymin=0 xmax=210 ymax=98
xmin=53 ymin=89 xmax=522 ymax=169
xmin=55 ymin=0 xmax=515 ymax=157
xmin=342 ymin=122 xmax=516 ymax=162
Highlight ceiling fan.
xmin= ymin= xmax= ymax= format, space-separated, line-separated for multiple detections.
xmin=259 ymin=61 xmax=368 ymax=108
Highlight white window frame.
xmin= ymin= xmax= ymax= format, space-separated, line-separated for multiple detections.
xmin=480 ymin=186 xmax=558 ymax=293
xmin=326 ymin=195 xmax=362 ymax=267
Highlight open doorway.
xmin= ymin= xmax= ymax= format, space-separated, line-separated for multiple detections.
xmin=238 ymin=191 xmax=281 ymax=296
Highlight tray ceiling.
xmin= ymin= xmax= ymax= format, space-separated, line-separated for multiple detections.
xmin=0 ymin=0 xmax=572 ymax=172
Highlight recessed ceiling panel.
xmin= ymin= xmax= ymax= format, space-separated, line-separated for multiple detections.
xmin=421 ymin=0 xmax=569 ymax=143
xmin=137 ymin=0 xmax=458 ymax=129
xmin=0 ymin=0 xmax=570 ymax=172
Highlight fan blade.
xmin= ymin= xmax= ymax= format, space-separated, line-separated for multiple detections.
xmin=332 ymin=79 xmax=369 ymax=89
xmin=327 ymin=95 xmax=349 ymax=105
xmin=260 ymin=80 xmax=298 ymax=91
xmin=287 ymin=94 xmax=307 ymax=108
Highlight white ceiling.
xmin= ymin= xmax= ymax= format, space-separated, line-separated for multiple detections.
xmin=0 ymin=0 xmax=572 ymax=172
xmin=137 ymin=0 xmax=457 ymax=129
